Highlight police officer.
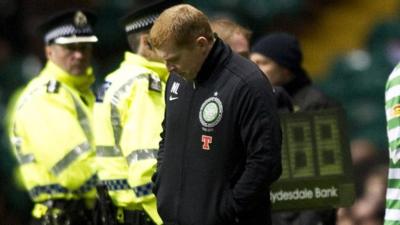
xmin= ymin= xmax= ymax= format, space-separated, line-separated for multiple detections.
xmin=9 ymin=9 xmax=98 ymax=225
xmin=93 ymin=1 xmax=180 ymax=225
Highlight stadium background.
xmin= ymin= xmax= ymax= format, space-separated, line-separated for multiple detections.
xmin=0 ymin=0 xmax=398 ymax=224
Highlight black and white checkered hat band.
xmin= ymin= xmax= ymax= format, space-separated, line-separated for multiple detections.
xmin=125 ymin=13 xmax=159 ymax=33
xmin=44 ymin=24 xmax=94 ymax=44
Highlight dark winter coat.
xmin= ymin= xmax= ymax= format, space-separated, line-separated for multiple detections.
xmin=153 ymin=38 xmax=282 ymax=225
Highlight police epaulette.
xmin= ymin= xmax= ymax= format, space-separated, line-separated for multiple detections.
xmin=46 ymin=80 xmax=60 ymax=93
xmin=148 ymin=74 xmax=161 ymax=92
xmin=96 ymin=81 xmax=111 ymax=103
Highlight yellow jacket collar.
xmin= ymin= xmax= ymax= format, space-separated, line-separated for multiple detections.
xmin=41 ymin=61 xmax=95 ymax=92
xmin=123 ymin=52 xmax=168 ymax=82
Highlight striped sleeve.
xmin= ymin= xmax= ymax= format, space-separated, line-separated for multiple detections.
xmin=385 ymin=63 xmax=400 ymax=224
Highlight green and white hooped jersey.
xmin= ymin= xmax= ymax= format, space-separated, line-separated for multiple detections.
xmin=385 ymin=63 xmax=400 ymax=225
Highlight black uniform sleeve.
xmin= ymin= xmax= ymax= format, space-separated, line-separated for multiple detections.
xmin=153 ymin=113 xmax=165 ymax=195
xmin=153 ymin=76 xmax=171 ymax=195
xmin=274 ymin=86 xmax=294 ymax=112
xmin=230 ymin=71 xmax=282 ymax=214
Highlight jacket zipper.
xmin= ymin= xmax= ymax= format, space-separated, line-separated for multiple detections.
xmin=176 ymin=80 xmax=196 ymax=222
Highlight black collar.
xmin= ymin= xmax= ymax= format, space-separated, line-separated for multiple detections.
xmin=283 ymin=68 xmax=312 ymax=96
xmin=195 ymin=37 xmax=232 ymax=84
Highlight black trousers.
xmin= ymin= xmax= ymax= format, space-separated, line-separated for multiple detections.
xmin=118 ymin=210 xmax=156 ymax=225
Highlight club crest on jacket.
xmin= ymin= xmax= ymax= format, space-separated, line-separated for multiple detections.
xmin=199 ymin=92 xmax=223 ymax=131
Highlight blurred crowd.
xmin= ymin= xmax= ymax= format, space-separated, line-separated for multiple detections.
xmin=336 ymin=139 xmax=388 ymax=225
xmin=0 ymin=0 xmax=398 ymax=224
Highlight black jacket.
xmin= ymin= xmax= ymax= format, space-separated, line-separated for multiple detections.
xmin=283 ymin=69 xmax=337 ymax=111
xmin=274 ymin=86 xmax=294 ymax=113
xmin=154 ymin=38 xmax=282 ymax=225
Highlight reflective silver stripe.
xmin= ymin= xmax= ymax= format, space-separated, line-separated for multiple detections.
xmin=71 ymin=96 xmax=92 ymax=142
xmin=11 ymin=135 xmax=22 ymax=153
xmin=12 ymin=126 xmax=36 ymax=165
xmin=126 ymin=149 xmax=157 ymax=165
xmin=96 ymin=145 xmax=122 ymax=157
xmin=11 ymin=84 xmax=48 ymax=166
xmin=61 ymin=83 xmax=93 ymax=145
xmin=41 ymin=84 xmax=93 ymax=176
xmin=110 ymin=74 xmax=148 ymax=106
xmin=111 ymin=104 xmax=122 ymax=145
xmin=17 ymin=153 xmax=36 ymax=165
xmin=16 ymin=86 xmax=43 ymax=111
xmin=51 ymin=142 xmax=91 ymax=176
xmin=109 ymin=74 xmax=149 ymax=146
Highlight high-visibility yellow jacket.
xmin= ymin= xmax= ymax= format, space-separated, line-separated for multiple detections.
xmin=94 ymin=52 xmax=167 ymax=225
xmin=9 ymin=61 xmax=97 ymax=217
